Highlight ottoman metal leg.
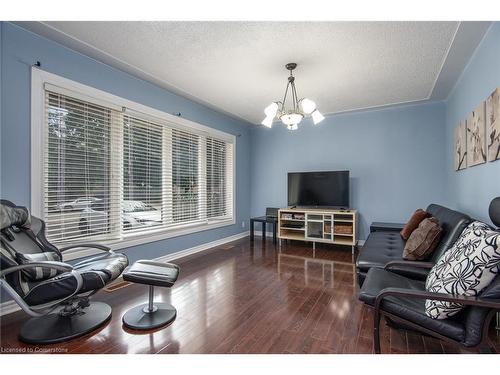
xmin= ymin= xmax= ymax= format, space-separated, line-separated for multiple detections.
xmin=122 ymin=285 xmax=177 ymax=330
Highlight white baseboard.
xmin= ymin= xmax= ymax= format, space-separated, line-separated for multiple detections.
xmin=154 ymin=231 xmax=249 ymax=263
xmin=0 ymin=231 xmax=249 ymax=317
xmin=357 ymin=240 xmax=365 ymax=247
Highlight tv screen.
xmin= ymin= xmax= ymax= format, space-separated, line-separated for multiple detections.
xmin=288 ymin=171 xmax=350 ymax=208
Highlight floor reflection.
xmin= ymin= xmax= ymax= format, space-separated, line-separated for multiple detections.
xmin=277 ymin=244 xmax=356 ymax=289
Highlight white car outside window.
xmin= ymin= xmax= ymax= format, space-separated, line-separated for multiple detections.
xmin=79 ymin=200 xmax=162 ymax=234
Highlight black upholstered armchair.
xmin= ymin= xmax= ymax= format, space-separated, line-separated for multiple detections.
xmin=359 ymin=197 xmax=500 ymax=353
xmin=0 ymin=200 xmax=128 ymax=344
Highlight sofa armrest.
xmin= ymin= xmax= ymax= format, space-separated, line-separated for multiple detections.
xmin=370 ymin=222 xmax=406 ymax=233
xmin=382 ymin=262 xmax=431 ymax=281
xmin=374 ymin=287 xmax=500 ymax=312
xmin=384 ymin=261 xmax=434 ymax=271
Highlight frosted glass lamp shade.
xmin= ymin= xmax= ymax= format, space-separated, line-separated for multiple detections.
xmin=280 ymin=112 xmax=304 ymax=126
xmin=264 ymin=102 xmax=279 ymax=118
xmin=261 ymin=116 xmax=274 ymax=128
xmin=299 ymin=98 xmax=316 ymax=114
xmin=311 ymin=110 xmax=325 ymax=125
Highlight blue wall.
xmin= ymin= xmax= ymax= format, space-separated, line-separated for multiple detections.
xmin=250 ymin=102 xmax=447 ymax=240
xmin=0 ymin=22 xmax=251 ymax=264
xmin=444 ymin=22 xmax=500 ymax=224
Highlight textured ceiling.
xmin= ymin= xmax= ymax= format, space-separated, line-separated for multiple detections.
xmin=16 ymin=21 xmax=490 ymax=125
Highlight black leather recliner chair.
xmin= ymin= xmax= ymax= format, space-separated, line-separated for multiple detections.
xmin=0 ymin=200 xmax=129 ymax=344
xmin=359 ymin=197 xmax=500 ymax=353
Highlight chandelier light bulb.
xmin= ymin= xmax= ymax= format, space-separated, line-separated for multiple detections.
xmin=264 ymin=102 xmax=279 ymax=118
xmin=311 ymin=109 xmax=325 ymax=125
xmin=287 ymin=123 xmax=299 ymax=131
xmin=299 ymin=98 xmax=316 ymax=115
xmin=261 ymin=116 xmax=274 ymax=128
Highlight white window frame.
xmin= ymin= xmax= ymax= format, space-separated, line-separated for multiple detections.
xmin=31 ymin=67 xmax=236 ymax=259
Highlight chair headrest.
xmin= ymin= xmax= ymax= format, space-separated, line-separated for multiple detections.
xmin=0 ymin=200 xmax=31 ymax=230
xmin=489 ymin=197 xmax=500 ymax=228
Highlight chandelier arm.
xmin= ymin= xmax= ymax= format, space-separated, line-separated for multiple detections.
xmin=277 ymin=101 xmax=283 ymax=114
xmin=281 ymin=81 xmax=291 ymax=113
xmin=291 ymin=81 xmax=299 ymax=112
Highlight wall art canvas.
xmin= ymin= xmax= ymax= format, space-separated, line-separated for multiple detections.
xmin=466 ymin=102 xmax=487 ymax=167
xmin=454 ymin=120 xmax=467 ymax=170
xmin=486 ymin=88 xmax=500 ymax=162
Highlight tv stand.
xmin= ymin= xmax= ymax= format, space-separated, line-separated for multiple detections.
xmin=278 ymin=207 xmax=358 ymax=254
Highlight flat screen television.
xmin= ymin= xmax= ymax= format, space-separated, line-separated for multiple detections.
xmin=288 ymin=171 xmax=350 ymax=208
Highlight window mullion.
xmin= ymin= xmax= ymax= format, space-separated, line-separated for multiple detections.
xmin=226 ymin=143 xmax=234 ymax=219
xmin=163 ymin=127 xmax=173 ymax=225
xmin=199 ymin=135 xmax=207 ymax=222
xmin=110 ymin=110 xmax=124 ymax=239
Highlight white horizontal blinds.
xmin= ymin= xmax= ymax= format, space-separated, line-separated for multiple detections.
xmin=44 ymin=91 xmax=122 ymax=243
xmin=123 ymin=115 xmax=163 ymax=233
xmin=42 ymin=81 xmax=234 ymax=244
xmin=171 ymin=129 xmax=203 ymax=224
xmin=206 ymin=137 xmax=233 ymax=219
xmin=225 ymin=142 xmax=234 ymax=219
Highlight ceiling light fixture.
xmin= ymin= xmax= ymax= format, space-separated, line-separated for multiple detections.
xmin=262 ymin=63 xmax=325 ymax=130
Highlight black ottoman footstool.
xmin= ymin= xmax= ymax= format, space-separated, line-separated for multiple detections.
xmin=122 ymin=260 xmax=179 ymax=330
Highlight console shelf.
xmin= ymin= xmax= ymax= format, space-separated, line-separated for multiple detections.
xmin=280 ymin=227 xmax=305 ymax=231
xmin=278 ymin=207 xmax=358 ymax=254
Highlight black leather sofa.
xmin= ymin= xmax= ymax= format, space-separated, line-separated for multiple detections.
xmin=356 ymin=204 xmax=472 ymax=286
xmin=357 ymin=197 xmax=500 ymax=353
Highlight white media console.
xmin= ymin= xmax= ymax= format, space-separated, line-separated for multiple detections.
xmin=278 ymin=207 xmax=358 ymax=253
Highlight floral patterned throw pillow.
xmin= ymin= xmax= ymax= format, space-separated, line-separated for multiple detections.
xmin=425 ymin=221 xmax=500 ymax=319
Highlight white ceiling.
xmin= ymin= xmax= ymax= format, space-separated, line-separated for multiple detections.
xmin=17 ymin=21 xmax=491 ymax=125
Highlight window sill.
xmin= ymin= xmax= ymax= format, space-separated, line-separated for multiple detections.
xmin=62 ymin=218 xmax=236 ymax=261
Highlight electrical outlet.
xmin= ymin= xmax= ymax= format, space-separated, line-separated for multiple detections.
xmin=241 ymin=221 xmax=245 ymax=228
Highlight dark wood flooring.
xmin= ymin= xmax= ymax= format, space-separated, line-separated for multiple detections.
xmin=1 ymin=237 xmax=499 ymax=354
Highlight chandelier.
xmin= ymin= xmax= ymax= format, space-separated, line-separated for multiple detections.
xmin=262 ymin=63 xmax=324 ymax=130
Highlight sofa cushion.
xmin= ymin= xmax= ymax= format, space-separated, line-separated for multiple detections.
xmin=357 ymin=231 xmax=404 ymax=270
xmin=403 ymin=217 xmax=442 ymax=261
xmin=359 ymin=267 xmax=426 ymax=305
xmin=356 ymin=231 xmax=429 ymax=281
xmin=359 ymin=268 xmax=465 ymax=342
xmin=425 ymin=221 xmax=500 ymax=319
xmin=400 ymin=209 xmax=429 ymax=240
xmin=426 ymin=204 xmax=471 ymax=262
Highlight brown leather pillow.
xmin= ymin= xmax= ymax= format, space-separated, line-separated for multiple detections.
xmin=403 ymin=217 xmax=443 ymax=261
xmin=400 ymin=209 xmax=429 ymax=240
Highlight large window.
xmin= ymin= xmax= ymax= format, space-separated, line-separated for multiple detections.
xmin=35 ymin=72 xmax=235 ymax=246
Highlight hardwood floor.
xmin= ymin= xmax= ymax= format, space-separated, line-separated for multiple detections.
xmin=1 ymin=237 xmax=499 ymax=354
